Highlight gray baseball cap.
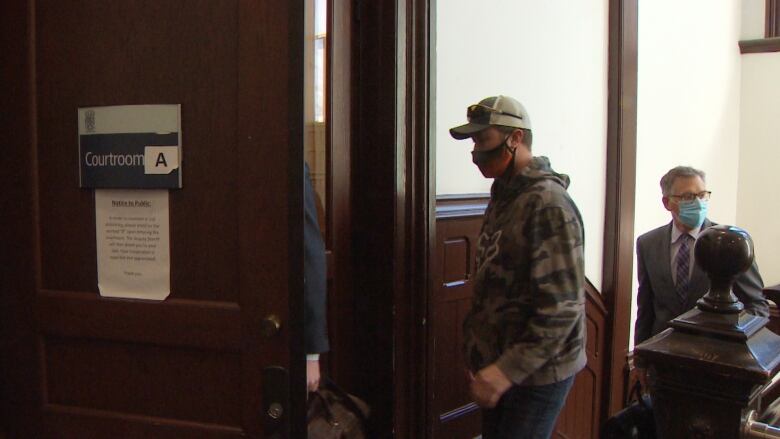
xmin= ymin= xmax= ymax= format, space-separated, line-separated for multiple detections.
xmin=449 ymin=95 xmax=532 ymax=140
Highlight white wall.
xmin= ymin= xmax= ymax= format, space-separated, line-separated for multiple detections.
xmin=741 ymin=0 xmax=765 ymax=40
xmin=435 ymin=0 xmax=609 ymax=290
xmin=738 ymin=53 xmax=780 ymax=287
xmin=631 ymin=0 xmax=743 ymax=346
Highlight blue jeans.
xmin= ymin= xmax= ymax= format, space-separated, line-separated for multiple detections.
xmin=481 ymin=375 xmax=575 ymax=439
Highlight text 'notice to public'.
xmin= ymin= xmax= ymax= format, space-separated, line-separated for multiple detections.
xmin=96 ymin=190 xmax=170 ymax=300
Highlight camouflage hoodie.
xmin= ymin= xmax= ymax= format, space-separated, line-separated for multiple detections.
xmin=464 ymin=156 xmax=586 ymax=386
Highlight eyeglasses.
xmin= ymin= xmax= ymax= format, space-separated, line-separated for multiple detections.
xmin=669 ymin=191 xmax=711 ymax=202
xmin=467 ymin=104 xmax=524 ymax=123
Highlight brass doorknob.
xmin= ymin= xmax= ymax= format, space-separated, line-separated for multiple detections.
xmin=261 ymin=314 xmax=282 ymax=338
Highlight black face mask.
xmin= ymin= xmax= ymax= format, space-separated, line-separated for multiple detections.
xmin=471 ymin=136 xmax=510 ymax=165
xmin=470 ymin=135 xmax=517 ymax=179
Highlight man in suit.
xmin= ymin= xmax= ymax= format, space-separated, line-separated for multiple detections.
xmin=305 ymin=162 xmax=329 ymax=392
xmin=634 ymin=165 xmax=769 ymax=346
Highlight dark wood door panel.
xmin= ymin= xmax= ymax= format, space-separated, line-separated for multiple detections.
xmin=431 ymin=298 xmax=468 ymax=412
xmin=35 ymin=0 xmax=240 ymax=302
xmin=44 ymin=336 xmax=242 ymax=425
xmin=430 ymin=215 xmax=483 ymax=438
xmin=38 ymin=290 xmax=241 ymax=350
xmin=550 ymin=286 xmax=608 ymax=439
xmin=555 ymin=359 xmax=599 ymax=438
xmin=42 ymin=405 xmax=245 ymax=439
xmin=442 ymin=237 xmax=470 ymax=285
xmin=1 ymin=0 xmax=303 ymax=436
xmin=436 ymin=408 xmax=481 ymax=439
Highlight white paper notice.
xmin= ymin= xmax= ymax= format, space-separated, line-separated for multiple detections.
xmin=95 ymin=189 xmax=170 ymax=300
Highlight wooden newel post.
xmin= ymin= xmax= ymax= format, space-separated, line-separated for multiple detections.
xmin=635 ymin=225 xmax=780 ymax=438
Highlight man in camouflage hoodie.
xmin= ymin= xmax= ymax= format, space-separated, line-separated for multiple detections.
xmin=450 ymin=95 xmax=586 ymax=439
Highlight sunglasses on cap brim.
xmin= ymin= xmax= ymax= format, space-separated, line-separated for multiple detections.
xmin=467 ymin=104 xmax=524 ymax=124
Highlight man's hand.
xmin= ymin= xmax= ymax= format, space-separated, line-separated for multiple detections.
xmin=468 ymin=364 xmax=513 ymax=408
xmin=307 ymin=359 xmax=321 ymax=392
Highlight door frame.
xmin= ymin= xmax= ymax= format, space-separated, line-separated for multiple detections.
xmin=365 ymin=0 xmax=639 ymax=434
xmin=0 ymin=154 xmax=39 ymax=437
xmin=603 ymin=0 xmax=639 ymax=417
xmin=1 ymin=1 xmax=41 ymax=435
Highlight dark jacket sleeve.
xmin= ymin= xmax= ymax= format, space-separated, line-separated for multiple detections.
xmin=734 ymin=260 xmax=769 ymax=317
xmin=304 ymin=162 xmax=329 ymax=354
xmin=634 ymin=235 xmax=655 ymax=346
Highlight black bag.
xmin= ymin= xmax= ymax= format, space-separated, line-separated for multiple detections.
xmin=601 ymin=381 xmax=656 ymax=439
xmin=307 ymin=378 xmax=370 ymax=439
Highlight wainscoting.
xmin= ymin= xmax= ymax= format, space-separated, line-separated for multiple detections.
xmin=427 ymin=195 xmax=607 ymax=439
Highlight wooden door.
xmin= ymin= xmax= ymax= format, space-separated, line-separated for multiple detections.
xmin=0 ymin=1 xmax=305 ymax=438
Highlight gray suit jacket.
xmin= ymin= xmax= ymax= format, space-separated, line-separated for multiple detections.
xmin=634 ymin=219 xmax=768 ymax=345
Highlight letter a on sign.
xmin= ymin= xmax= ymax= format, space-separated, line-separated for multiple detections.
xmin=144 ymin=146 xmax=179 ymax=175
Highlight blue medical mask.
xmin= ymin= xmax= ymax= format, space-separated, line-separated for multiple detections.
xmin=677 ymin=198 xmax=708 ymax=229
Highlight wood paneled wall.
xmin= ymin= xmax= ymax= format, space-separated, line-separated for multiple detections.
xmin=429 ymin=196 xmax=607 ymax=439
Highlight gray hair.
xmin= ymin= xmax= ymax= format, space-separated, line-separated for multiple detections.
xmin=660 ymin=166 xmax=706 ymax=197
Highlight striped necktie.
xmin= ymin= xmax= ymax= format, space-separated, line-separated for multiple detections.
xmin=675 ymin=234 xmax=694 ymax=301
